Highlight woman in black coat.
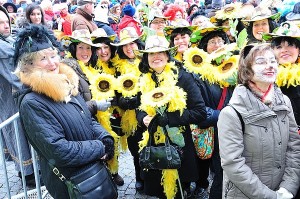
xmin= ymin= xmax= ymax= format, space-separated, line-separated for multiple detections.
xmin=136 ymin=35 xmax=207 ymax=198
xmin=14 ymin=25 xmax=115 ymax=199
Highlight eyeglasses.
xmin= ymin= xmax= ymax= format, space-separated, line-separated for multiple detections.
xmin=151 ymin=20 xmax=166 ymax=25
xmin=208 ymin=40 xmax=225 ymax=46
xmin=254 ymin=58 xmax=277 ymax=65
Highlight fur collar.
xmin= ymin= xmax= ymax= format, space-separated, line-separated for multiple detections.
xmin=20 ymin=63 xmax=79 ymax=102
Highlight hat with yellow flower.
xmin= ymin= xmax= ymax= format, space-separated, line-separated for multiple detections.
xmin=61 ymin=29 xmax=96 ymax=47
xmin=241 ymin=3 xmax=280 ymax=24
xmin=212 ymin=2 xmax=243 ymax=21
xmin=262 ymin=21 xmax=300 ymax=41
xmin=111 ymin=27 xmax=140 ymax=46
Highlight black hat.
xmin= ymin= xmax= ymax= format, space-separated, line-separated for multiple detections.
xmin=3 ymin=3 xmax=17 ymax=13
xmin=14 ymin=25 xmax=61 ymax=65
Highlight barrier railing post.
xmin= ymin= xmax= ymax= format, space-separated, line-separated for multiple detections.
xmin=0 ymin=132 xmax=11 ymax=199
xmin=13 ymin=119 xmax=28 ymax=199
xmin=31 ymin=146 xmax=42 ymax=199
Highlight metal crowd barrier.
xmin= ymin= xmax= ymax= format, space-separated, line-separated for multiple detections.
xmin=0 ymin=113 xmax=52 ymax=199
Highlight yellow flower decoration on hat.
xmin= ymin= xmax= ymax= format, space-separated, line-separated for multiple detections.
xmin=214 ymin=2 xmax=242 ymax=20
xmin=183 ymin=47 xmax=212 ymax=75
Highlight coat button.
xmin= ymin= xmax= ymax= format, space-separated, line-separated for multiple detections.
xmin=278 ymin=141 xmax=282 ymax=145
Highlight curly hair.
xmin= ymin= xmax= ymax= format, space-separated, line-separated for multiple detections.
xmin=163 ymin=4 xmax=184 ymax=21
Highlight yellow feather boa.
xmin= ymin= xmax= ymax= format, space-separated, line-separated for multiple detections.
xmin=76 ymin=60 xmax=122 ymax=174
xmin=95 ymin=59 xmax=116 ymax=75
xmin=112 ymin=55 xmax=141 ymax=137
xmin=276 ymin=62 xmax=300 ymax=88
xmin=138 ymin=62 xmax=186 ymax=199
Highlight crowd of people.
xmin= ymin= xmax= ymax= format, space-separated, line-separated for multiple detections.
xmin=1 ymin=0 xmax=300 ymax=198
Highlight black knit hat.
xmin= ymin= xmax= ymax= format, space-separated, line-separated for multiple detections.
xmin=14 ymin=24 xmax=61 ymax=65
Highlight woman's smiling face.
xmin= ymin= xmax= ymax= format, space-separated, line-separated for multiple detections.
xmin=252 ymin=19 xmax=270 ymax=41
xmin=148 ymin=51 xmax=168 ymax=73
xmin=273 ymin=41 xmax=300 ymax=64
xmin=76 ymin=42 xmax=92 ymax=64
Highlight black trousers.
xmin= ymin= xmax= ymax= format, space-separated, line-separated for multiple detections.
xmin=209 ymin=131 xmax=222 ymax=199
xmin=127 ymin=128 xmax=143 ymax=182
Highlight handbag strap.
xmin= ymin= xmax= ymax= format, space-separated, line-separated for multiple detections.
xmin=217 ymin=87 xmax=228 ymax=110
xmin=47 ymin=160 xmax=68 ymax=183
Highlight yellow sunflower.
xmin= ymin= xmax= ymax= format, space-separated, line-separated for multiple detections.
xmin=117 ymin=74 xmax=139 ymax=97
xmin=213 ymin=55 xmax=239 ymax=87
xmin=140 ymin=87 xmax=171 ymax=116
xmin=215 ymin=2 xmax=242 ymax=20
xmin=90 ymin=73 xmax=116 ymax=100
xmin=183 ymin=47 xmax=212 ymax=74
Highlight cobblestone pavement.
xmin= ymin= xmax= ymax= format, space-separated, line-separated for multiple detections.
xmin=0 ymin=151 xmax=158 ymax=199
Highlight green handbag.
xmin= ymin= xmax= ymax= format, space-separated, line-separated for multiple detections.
xmin=139 ymin=127 xmax=182 ymax=170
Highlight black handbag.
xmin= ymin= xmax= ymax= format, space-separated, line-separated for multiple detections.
xmin=50 ymin=161 xmax=118 ymax=199
xmin=139 ymin=126 xmax=181 ymax=170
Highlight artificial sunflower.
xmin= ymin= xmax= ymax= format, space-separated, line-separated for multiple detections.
xmin=213 ymin=55 xmax=239 ymax=87
xmin=276 ymin=63 xmax=300 ymax=88
xmin=90 ymin=73 xmax=116 ymax=100
xmin=117 ymin=74 xmax=139 ymax=97
xmin=183 ymin=47 xmax=212 ymax=74
xmin=140 ymin=87 xmax=171 ymax=116
xmin=214 ymin=2 xmax=242 ymax=20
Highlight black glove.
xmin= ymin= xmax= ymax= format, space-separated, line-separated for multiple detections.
xmin=118 ymin=96 xmax=139 ymax=110
xmin=110 ymin=96 xmax=118 ymax=106
xmin=101 ymin=137 xmax=114 ymax=160
xmin=157 ymin=113 xmax=168 ymax=127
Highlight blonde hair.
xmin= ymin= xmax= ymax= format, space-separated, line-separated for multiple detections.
xmin=14 ymin=48 xmax=59 ymax=77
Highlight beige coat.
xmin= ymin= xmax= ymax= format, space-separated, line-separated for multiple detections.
xmin=218 ymin=85 xmax=300 ymax=199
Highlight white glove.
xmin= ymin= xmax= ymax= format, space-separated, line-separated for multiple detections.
xmin=276 ymin=187 xmax=293 ymax=199
xmin=96 ymin=98 xmax=113 ymax=111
